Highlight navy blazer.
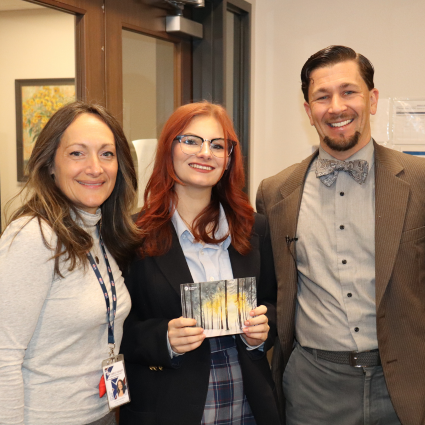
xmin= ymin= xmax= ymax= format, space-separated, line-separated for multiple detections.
xmin=120 ymin=213 xmax=281 ymax=425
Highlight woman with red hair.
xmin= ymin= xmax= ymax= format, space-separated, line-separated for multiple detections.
xmin=120 ymin=102 xmax=280 ymax=425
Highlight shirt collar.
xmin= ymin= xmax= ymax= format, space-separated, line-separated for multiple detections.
xmin=171 ymin=204 xmax=231 ymax=249
xmin=318 ymin=138 xmax=374 ymax=165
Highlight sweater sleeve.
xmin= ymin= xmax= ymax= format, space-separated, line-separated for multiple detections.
xmin=0 ymin=218 xmax=55 ymax=424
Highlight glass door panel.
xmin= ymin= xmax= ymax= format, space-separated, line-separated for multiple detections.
xmin=122 ymin=29 xmax=175 ymax=207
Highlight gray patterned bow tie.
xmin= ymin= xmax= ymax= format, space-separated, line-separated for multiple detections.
xmin=316 ymin=158 xmax=369 ymax=187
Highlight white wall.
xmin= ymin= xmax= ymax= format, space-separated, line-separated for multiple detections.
xmin=249 ymin=0 xmax=425 ymax=201
xmin=0 ymin=8 xmax=74 ymax=227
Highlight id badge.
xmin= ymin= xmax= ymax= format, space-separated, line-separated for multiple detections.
xmin=102 ymin=354 xmax=131 ymax=409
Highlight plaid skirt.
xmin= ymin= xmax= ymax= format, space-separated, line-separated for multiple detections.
xmin=201 ymin=336 xmax=257 ymax=425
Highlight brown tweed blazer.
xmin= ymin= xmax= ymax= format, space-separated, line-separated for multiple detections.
xmin=256 ymin=142 xmax=425 ymax=425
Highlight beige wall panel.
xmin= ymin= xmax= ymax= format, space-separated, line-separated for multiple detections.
xmin=249 ymin=0 xmax=425 ymax=201
xmin=0 ymin=8 xmax=75 ymax=226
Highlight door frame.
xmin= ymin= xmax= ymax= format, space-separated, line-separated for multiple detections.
xmin=192 ymin=0 xmax=251 ymax=192
xmin=29 ymin=0 xmax=193 ymax=122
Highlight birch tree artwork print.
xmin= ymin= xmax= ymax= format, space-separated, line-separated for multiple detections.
xmin=180 ymin=277 xmax=257 ymax=337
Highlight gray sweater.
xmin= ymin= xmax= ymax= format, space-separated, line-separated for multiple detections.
xmin=0 ymin=210 xmax=131 ymax=424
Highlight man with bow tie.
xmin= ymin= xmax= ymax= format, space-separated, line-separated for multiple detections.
xmin=257 ymin=45 xmax=425 ymax=425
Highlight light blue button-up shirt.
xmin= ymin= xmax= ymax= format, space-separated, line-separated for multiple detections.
xmin=167 ymin=205 xmax=263 ymax=356
xmin=171 ymin=205 xmax=233 ymax=284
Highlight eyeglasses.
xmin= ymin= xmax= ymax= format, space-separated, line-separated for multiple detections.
xmin=175 ymin=135 xmax=236 ymax=158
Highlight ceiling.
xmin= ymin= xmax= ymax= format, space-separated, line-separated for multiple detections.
xmin=0 ymin=0 xmax=44 ymax=11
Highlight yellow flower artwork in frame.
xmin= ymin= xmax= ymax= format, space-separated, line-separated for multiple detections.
xmin=15 ymin=78 xmax=75 ymax=182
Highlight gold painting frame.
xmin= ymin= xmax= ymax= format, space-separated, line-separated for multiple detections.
xmin=15 ymin=78 xmax=75 ymax=182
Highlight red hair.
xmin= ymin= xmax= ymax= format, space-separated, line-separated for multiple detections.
xmin=136 ymin=101 xmax=254 ymax=257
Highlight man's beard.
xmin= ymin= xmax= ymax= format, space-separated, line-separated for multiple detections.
xmin=323 ymin=131 xmax=361 ymax=152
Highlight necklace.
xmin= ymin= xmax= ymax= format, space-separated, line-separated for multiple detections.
xmin=178 ymin=213 xmax=194 ymax=234
xmin=179 ymin=213 xmax=211 ymax=247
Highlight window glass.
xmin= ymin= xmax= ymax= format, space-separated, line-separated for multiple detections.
xmin=122 ymin=30 xmax=175 ymax=207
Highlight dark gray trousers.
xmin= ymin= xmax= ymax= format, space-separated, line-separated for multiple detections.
xmin=283 ymin=342 xmax=401 ymax=425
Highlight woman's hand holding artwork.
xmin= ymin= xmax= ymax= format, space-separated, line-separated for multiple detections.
xmin=168 ymin=317 xmax=206 ymax=354
xmin=242 ymin=305 xmax=269 ymax=346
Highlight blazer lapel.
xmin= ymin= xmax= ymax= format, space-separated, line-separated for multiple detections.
xmin=268 ymin=152 xmax=317 ymax=263
xmin=154 ymin=226 xmax=194 ymax=296
xmin=155 ymin=227 xmax=260 ymax=295
xmin=228 ymin=234 xmax=259 ymax=279
xmin=374 ymin=143 xmax=410 ymax=308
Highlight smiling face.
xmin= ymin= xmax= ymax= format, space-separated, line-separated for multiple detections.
xmin=172 ymin=115 xmax=229 ymax=195
xmin=51 ymin=113 xmax=118 ymax=214
xmin=304 ymin=60 xmax=379 ymax=159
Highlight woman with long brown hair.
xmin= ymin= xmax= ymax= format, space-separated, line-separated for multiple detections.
xmin=120 ymin=101 xmax=280 ymax=425
xmin=0 ymin=102 xmax=139 ymax=425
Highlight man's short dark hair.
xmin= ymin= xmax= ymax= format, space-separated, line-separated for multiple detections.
xmin=301 ymin=45 xmax=375 ymax=102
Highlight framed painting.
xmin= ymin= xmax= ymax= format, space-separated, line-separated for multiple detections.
xmin=15 ymin=78 xmax=76 ymax=182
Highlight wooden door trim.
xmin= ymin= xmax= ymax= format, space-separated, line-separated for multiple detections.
xmin=105 ymin=0 xmax=193 ymax=122
xmin=27 ymin=0 xmax=106 ymax=105
xmin=28 ymin=0 xmax=86 ymax=14
xmin=122 ymin=22 xmax=184 ymax=44
xmin=24 ymin=0 xmax=193 ymax=114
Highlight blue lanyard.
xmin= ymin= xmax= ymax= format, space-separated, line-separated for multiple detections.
xmin=87 ymin=234 xmax=117 ymax=345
